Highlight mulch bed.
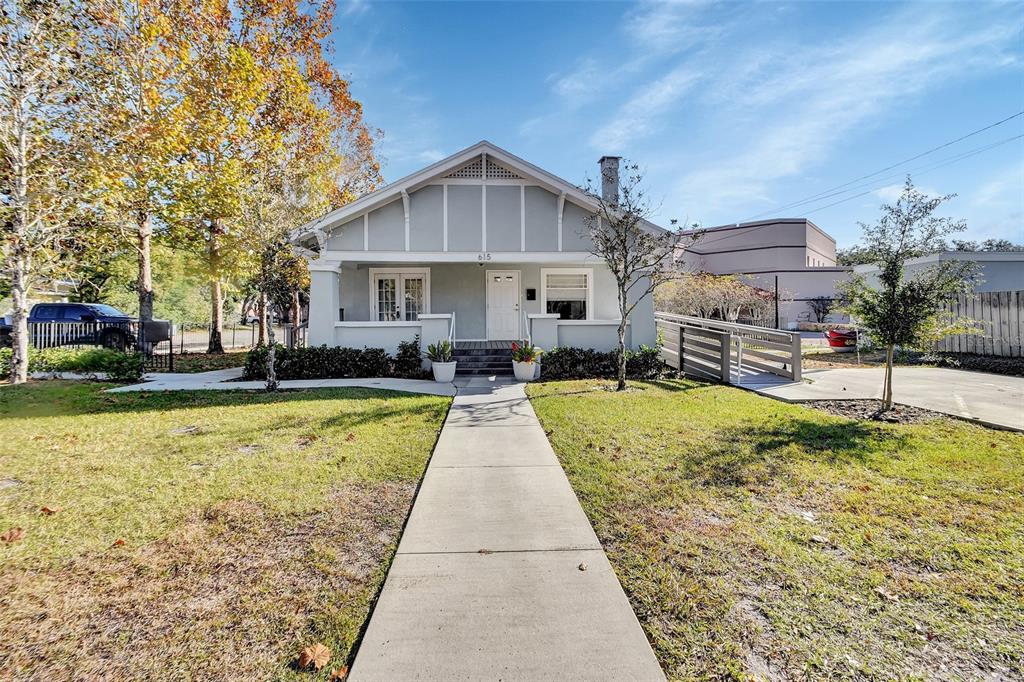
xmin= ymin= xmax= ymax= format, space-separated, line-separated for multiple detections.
xmin=805 ymin=399 xmax=947 ymax=425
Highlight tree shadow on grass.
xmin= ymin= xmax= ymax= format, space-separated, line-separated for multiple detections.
xmin=685 ymin=418 xmax=909 ymax=488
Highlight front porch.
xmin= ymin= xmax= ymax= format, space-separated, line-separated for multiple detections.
xmin=308 ymin=260 xmax=646 ymax=355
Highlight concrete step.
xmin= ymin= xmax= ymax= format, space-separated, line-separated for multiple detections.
xmin=455 ymin=367 xmax=513 ymax=376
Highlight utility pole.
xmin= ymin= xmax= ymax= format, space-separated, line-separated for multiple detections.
xmin=774 ymin=275 xmax=780 ymax=329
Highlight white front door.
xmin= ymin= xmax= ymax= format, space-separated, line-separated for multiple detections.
xmin=486 ymin=270 xmax=521 ymax=340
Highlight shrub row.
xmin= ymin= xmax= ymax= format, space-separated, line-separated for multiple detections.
xmin=244 ymin=338 xmax=430 ymax=381
xmin=539 ymin=345 xmax=665 ymax=381
xmin=0 ymin=347 xmax=145 ymax=382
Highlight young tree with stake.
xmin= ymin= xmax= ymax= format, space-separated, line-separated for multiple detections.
xmin=838 ymin=177 xmax=978 ymax=411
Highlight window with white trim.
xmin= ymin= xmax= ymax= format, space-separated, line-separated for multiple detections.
xmin=541 ymin=268 xmax=592 ymax=320
xmin=370 ymin=268 xmax=430 ymax=321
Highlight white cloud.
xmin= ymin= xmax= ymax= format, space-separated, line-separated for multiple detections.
xmin=675 ymin=7 xmax=1020 ymax=218
xmin=590 ymin=66 xmax=701 ymax=151
xmin=623 ymin=0 xmax=717 ymax=56
xmin=872 ymin=183 xmax=941 ymax=203
xmin=342 ymin=0 xmax=370 ymax=17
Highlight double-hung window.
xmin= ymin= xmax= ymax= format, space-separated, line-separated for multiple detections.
xmin=370 ymin=268 xmax=430 ymax=321
xmin=541 ymin=268 xmax=592 ymax=320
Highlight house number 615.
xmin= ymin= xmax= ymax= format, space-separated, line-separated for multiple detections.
xmin=477 ymin=252 xmax=492 ymax=261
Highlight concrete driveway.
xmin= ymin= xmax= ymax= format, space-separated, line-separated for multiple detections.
xmin=746 ymin=366 xmax=1023 ymax=431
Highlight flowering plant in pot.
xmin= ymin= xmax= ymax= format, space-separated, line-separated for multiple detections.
xmin=426 ymin=340 xmax=457 ymax=382
xmin=510 ymin=341 xmax=543 ymax=381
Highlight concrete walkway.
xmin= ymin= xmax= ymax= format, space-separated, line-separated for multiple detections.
xmin=348 ymin=377 xmax=664 ymax=682
xmin=105 ymin=367 xmax=456 ymax=397
xmin=744 ymin=366 xmax=1023 ymax=431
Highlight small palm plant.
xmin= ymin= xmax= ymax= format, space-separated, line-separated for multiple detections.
xmin=426 ymin=340 xmax=454 ymax=362
xmin=510 ymin=341 xmax=542 ymax=363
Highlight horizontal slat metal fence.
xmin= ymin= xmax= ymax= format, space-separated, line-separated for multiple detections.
xmin=656 ymin=312 xmax=802 ymax=383
xmin=937 ymin=291 xmax=1023 ymax=358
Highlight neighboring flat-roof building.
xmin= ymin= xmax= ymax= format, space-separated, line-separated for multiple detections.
xmin=854 ymin=251 xmax=1024 ymax=292
xmin=677 ymin=219 xmax=852 ymax=328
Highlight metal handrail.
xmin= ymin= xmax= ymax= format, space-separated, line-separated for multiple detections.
xmin=448 ymin=312 xmax=456 ymax=345
xmin=521 ymin=309 xmax=531 ymax=345
xmin=655 ymin=312 xmax=798 ymax=341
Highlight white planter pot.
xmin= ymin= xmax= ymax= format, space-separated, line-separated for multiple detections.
xmin=513 ymin=360 xmax=536 ymax=382
xmin=431 ymin=360 xmax=457 ymax=383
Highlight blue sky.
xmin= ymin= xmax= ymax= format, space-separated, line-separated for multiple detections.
xmin=332 ymin=1 xmax=1022 ymax=248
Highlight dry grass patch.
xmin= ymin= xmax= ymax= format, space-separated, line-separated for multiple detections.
xmin=0 ymin=382 xmax=450 ymax=680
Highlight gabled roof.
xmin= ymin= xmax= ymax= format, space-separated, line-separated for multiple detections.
xmin=292 ymin=140 xmax=665 ymax=247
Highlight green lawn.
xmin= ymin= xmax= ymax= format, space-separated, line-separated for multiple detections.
xmin=0 ymin=381 xmax=450 ymax=680
xmin=528 ymin=379 xmax=1024 ymax=681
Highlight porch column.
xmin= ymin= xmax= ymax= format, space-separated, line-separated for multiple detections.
xmin=308 ymin=260 xmax=342 ymax=347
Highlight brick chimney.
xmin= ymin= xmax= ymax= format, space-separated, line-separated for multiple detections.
xmin=598 ymin=155 xmax=621 ymax=205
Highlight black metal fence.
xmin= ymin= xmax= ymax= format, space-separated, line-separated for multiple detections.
xmin=27 ymin=320 xmax=308 ymax=372
xmin=28 ymin=320 xmax=175 ymax=370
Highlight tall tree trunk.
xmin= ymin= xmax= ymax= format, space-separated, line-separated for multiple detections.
xmin=9 ymin=256 xmax=30 ymax=385
xmin=882 ymin=344 xmax=895 ymax=411
xmin=8 ymin=107 xmax=30 ymax=385
xmin=257 ymin=291 xmax=268 ymax=346
xmin=207 ymin=219 xmax=224 ymax=353
xmin=137 ymin=212 xmax=154 ymax=321
xmin=291 ymin=290 xmax=301 ymax=346
xmin=265 ymin=304 xmax=278 ymax=391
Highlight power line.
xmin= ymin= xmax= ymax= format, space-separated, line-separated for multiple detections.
xmin=693 ymin=132 xmax=1023 ymax=249
xmin=792 ymin=133 xmax=1023 ymax=215
xmin=745 ymin=110 xmax=1024 ymax=219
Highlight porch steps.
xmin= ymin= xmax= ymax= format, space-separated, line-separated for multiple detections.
xmin=453 ymin=346 xmax=513 ymax=376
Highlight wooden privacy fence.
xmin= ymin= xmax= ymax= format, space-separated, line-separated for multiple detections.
xmin=936 ymin=291 xmax=1023 ymax=358
xmin=656 ymin=312 xmax=802 ymax=383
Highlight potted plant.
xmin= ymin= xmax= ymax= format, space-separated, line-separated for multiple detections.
xmin=511 ymin=341 xmax=542 ymax=382
xmin=426 ymin=340 xmax=457 ymax=382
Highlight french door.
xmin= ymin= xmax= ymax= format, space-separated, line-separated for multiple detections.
xmin=371 ymin=269 xmax=429 ymax=321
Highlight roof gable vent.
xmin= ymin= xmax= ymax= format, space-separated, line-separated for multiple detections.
xmin=442 ymin=155 xmax=522 ymax=180
xmin=485 ymin=157 xmax=522 ymax=180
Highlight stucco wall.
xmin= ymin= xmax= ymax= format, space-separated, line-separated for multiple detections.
xmin=322 ymin=183 xmax=598 ymax=257
xmin=409 ymin=185 xmax=444 ymax=251
xmin=680 ymin=219 xmax=838 ymax=273
xmin=309 ymin=260 xmax=657 ymax=348
xmin=742 ymin=268 xmax=852 ymax=327
xmin=855 ymin=254 xmax=1024 ymax=293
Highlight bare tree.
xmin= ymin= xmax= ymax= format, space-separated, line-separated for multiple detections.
xmin=1 ymin=0 xmax=84 ymax=383
xmin=584 ymin=161 xmax=692 ymax=391
xmin=807 ymin=296 xmax=834 ymax=323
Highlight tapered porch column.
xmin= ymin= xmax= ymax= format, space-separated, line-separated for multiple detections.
xmin=308 ymin=259 xmax=342 ymax=347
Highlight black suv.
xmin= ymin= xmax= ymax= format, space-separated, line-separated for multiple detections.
xmin=27 ymin=303 xmax=136 ymax=350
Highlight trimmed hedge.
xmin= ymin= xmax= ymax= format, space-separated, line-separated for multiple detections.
xmin=244 ymin=342 xmax=666 ymax=382
xmin=540 ymin=345 xmax=665 ymax=381
xmin=0 ymin=347 xmax=145 ymax=382
xmin=244 ymin=341 xmax=429 ymax=381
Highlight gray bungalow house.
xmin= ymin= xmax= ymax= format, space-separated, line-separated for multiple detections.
xmin=292 ymin=141 xmax=660 ymax=367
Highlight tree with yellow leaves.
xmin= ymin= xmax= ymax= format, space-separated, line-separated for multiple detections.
xmin=173 ymin=0 xmax=378 ymax=353
xmin=82 ymin=0 xmax=189 ymax=321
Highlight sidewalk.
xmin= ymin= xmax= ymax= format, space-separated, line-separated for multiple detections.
xmin=743 ymin=366 xmax=1023 ymax=431
xmin=105 ymin=368 xmax=456 ymax=397
xmin=348 ymin=377 xmax=664 ymax=681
